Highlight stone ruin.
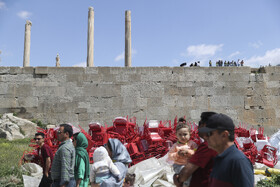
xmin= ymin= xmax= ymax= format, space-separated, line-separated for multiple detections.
xmin=0 ymin=113 xmax=37 ymax=140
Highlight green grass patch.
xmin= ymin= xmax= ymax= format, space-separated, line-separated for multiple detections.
xmin=0 ymin=138 xmax=32 ymax=186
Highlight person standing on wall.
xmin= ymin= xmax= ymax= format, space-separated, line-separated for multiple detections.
xmin=199 ymin=113 xmax=254 ymax=187
xmin=35 ymin=132 xmax=53 ymax=187
xmin=51 ymin=124 xmax=76 ymax=187
xmin=173 ymin=112 xmax=218 ymax=187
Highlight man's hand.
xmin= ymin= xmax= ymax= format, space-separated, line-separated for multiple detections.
xmin=173 ymin=174 xmax=183 ymax=187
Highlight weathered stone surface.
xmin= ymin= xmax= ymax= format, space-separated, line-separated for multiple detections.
xmin=0 ymin=113 xmax=37 ymax=140
xmin=0 ymin=67 xmax=279 ymax=128
xmin=35 ymin=67 xmax=49 ymax=75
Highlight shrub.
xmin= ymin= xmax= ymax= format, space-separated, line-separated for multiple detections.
xmin=257 ymin=174 xmax=280 ymax=187
xmin=31 ymin=119 xmax=48 ymax=129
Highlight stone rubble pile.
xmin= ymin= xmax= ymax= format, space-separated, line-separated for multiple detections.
xmin=0 ymin=113 xmax=37 ymax=140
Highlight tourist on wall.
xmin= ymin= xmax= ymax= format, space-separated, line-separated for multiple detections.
xmin=51 ymin=124 xmax=76 ymax=187
xmin=35 ymin=132 xmax=53 ymax=187
xmin=73 ymin=133 xmax=90 ymax=187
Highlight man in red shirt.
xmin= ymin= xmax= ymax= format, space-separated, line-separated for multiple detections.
xmin=35 ymin=132 xmax=53 ymax=187
xmin=173 ymin=112 xmax=218 ymax=187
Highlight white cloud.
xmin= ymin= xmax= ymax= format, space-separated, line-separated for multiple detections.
xmin=114 ymin=52 xmax=124 ymax=62
xmin=181 ymin=44 xmax=223 ymax=57
xmin=73 ymin=62 xmax=86 ymax=67
xmin=114 ymin=49 xmax=137 ymax=62
xmin=246 ymin=48 xmax=280 ymax=67
xmin=249 ymin=41 xmax=263 ymax=49
xmin=17 ymin=11 xmax=32 ymax=20
xmin=0 ymin=1 xmax=6 ymax=9
xmin=228 ymin=51 xmax=240 ymax=58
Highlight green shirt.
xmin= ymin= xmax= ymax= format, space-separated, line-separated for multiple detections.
xmin=75 ymin=159 xmax=89 ymax=187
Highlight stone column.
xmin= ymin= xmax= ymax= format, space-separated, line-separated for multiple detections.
xmin=125 ymin=10 xmax=131 ymax=67
xmin=87 ymin=7 xmax=94 ymax=67
xmin=23 ymin=20 xmax=32 ymax=67
xmin=56 ymin=53 xmax=60 ymax=67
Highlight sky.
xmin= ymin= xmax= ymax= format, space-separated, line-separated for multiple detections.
xmin=0 ymin=0 xmax=280 ymax=68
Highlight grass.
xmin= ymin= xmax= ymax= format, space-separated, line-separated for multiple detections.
xmin=0 ymin=138 xmax=32 ymax=187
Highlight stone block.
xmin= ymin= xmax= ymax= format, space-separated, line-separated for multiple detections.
xmin=34 ymin=86 xmax=66 ymax=97
xmin=122 ymin=97 xmax=137 ymax=109
xmin=84 ymin=84 xmax=121 ymax=97
xmin=266 ymin=81 xmax=280 ymax=88
xmin=8 ymin=67 xmax=22 ymax=75
xmin=32 ymin=81 xmax=58 ymax=87
xmin=85 ymin=67 xmax=98 ymax=74
xmin=268 ymin=73 xmax=280 ymax=81
xmin=66 ymin=74 xmax=84 ymax=82
xmin=78 ymin=113 xmax=90 ymax=121
xmin=0 ymin=97 xmax=17 ymax=108
xmin=35 ymin=67 xmax=49 ymax=75
xmin=249 ymin=73 xmax=265 ymax=82
xmin=177 ymin=81 xmax=194 ymax=87
xmin=147 ymin=97 xmax=163 ymax=107
xmin=210 ymin=96 xmax=229 ymax=107
xmin=228 ymin=96 xmax=244 ymax=107
xmin=164 ymin=85 xmax=195 ymax=96
xmin=112 ymin=97 xmax=124 ymax=108
xmin=0 ymin=67 xmax=10 ymax=74
xmin=78 ymin=102 xmax=91 ymax=109
xmin=264 ymin=66 xmax=280 ymax=74
xmin=195 ymin=87 xmax=215 ymax=96
xmin=83 ymin=74 xmax=100 ymax=82
xmin=47 ymin=67 xmax=85 ymax=74
xmin=74 ymin=108 xmax=88 ymax=114
xmin=0 ymin=84 xmax=15 ymax=95
xmin=17 ymin=97 xmax=38 ymax=107
xmin=15 ymin=84 xmax=33 ymax=97
xmin=22 ymin=67 xmax=34 ymax=74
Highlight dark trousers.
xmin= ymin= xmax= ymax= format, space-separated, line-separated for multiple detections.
xmin=39 ymin=174 xmax=53 ymax=187
xmin=52 ymin=178 xmax=76 ymax=187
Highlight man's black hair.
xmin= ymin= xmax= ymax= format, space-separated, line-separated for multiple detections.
xmin=35 ymin=132 xmax=45 ymax=138
xmin=178 ymin=117 xmax=186 ymax=123
xmin=60 ymin=124 xmax=73 ymax=137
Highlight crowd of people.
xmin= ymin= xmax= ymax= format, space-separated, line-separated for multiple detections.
xmin=180 ymin=59 xmax=245 ymax=67
xmin=34 ymin=112 xmax=254 ymax=187
xmin=210 ymin=59 xmax=244 ymax=67
xmin=34 ymin=124 xmax=135 ymax=187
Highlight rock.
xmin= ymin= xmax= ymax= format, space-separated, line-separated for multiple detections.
xmin=46 ymin=124 xmax=56 ymax=129
xmin=0 ymin=121 xmax=25 ymax=140
xmin=0 ymin=113 xmax=37 ymax=140
xmin=2 ymin=113 xmax=37 ymax=138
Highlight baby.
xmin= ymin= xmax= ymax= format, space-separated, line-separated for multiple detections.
xmin=90 ymin=146 xmax=121 ymax=186
xmin=167 ymin=122 xmax=197 ymax=187
xmin=123 ymin=173 xmax=136 ymax=187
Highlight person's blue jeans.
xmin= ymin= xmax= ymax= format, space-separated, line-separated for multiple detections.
xmin=52 ymin=178 xmax=76 ymax=187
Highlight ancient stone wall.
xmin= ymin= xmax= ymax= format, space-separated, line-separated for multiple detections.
xmin=0 ymin=66 xmax=279 ymax=132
